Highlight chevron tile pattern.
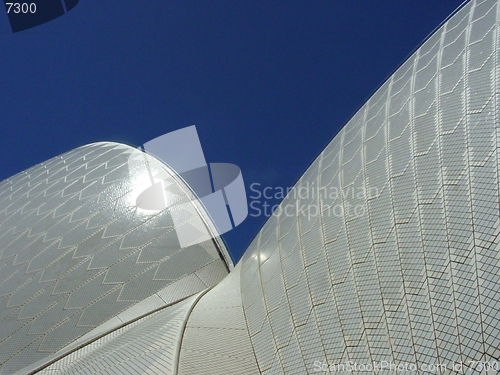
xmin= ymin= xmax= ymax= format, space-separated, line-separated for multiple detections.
xmin=0 ymin=142 xmax=229 ymax=374
xmin=38 ymin=294 xmax=201 ymax=375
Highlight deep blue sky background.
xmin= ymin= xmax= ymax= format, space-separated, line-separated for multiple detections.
xmin=0 ymin=0 xmax=465 ymax=262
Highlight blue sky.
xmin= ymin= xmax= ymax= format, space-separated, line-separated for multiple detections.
xmin=0 ymin=0 xmax=465 ymax=262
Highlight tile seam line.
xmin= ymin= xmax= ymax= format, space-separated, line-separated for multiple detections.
xmin=172 ymin=286 xmax=213 ymax=375
xmin=17 ymin=290 xmax=209 ymax=375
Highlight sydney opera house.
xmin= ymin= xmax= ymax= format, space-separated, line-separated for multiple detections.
xmin=1 ymin=0 xmax=500 ymax=373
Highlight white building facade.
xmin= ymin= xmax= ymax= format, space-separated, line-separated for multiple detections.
xmin=0 ymin=0 xmax=499 ymax=373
